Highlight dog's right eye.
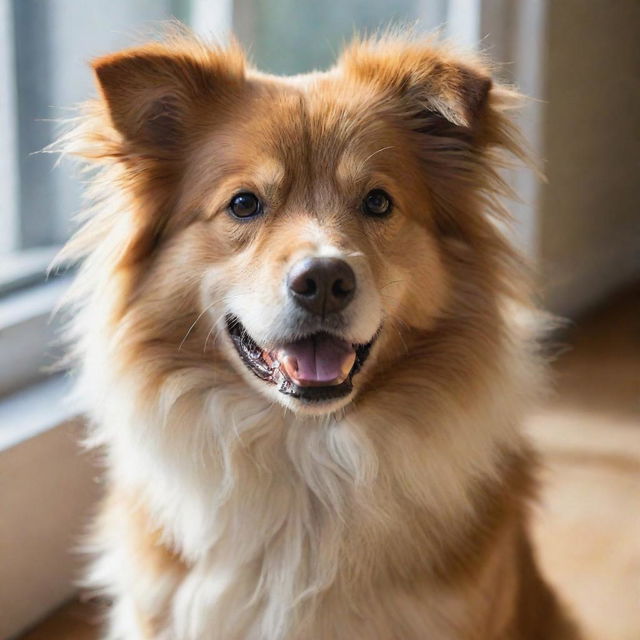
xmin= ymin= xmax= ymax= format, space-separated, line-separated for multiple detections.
xmin=228 ymin=192 xmax=262 ymax=220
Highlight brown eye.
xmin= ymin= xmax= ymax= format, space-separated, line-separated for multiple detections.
xmin=362 ymin=189 xmax=392 ymax=217
xmin=229 ymin=192 xmax=262 ymax=219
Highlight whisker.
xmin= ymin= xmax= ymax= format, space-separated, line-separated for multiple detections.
xmin=362 ymin=145 xmax=395 ymax=165
xmin=389 ymin=317 xmax=410 ymax=355
xmin=178 ymin=290 xmax=250 ymax=353
xmin=204 ymin=310 xmax=234 ymax=353
xmin=178 ymin=300 xmax=217 ymax=352
xmin=380 ymin=279 xmax=405 ymax=291
xmin=203 ymin=324 xmax=217 ymax=353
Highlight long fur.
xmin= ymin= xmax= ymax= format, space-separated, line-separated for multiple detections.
xmin=56 ymin=30 xmax=576 ymax=639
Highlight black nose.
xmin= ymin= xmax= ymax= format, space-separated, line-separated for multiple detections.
xmin=288 ymin=257 xmax=356 ymax=316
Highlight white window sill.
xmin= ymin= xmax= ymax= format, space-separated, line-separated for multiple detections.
xmin=0 ymin=376 xmax=101 ymax=640
xmin=0 ymin=247 xmax=60 ymax=297
xmin=0 ymin=276 xmax=71 ymax=397
xmin=0 ymin=374 xmax=76 ymax=451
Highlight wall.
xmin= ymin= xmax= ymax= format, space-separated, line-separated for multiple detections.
xmin=0 ymin=418 xmax=100 ymax=639
xmin=540 ymin=0 xmax=640 ymax=316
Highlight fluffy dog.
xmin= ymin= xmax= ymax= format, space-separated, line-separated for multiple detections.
xmin=59 ymin=30 xmax=576 ymax=639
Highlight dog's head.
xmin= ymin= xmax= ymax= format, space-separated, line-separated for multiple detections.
xmin=66 ymin=34 xmax=522 ymax=416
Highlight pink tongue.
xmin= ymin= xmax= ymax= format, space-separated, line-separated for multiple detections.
xmin=274 ymin=335 xmax=356 ymax=386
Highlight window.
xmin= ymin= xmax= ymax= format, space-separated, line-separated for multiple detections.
xmin=0 ymin=0 xmax=195 ymax=395
xmin=0 ymin=1 xmax=195 ymax=283
xmin=233 ymin=0 xmax=448 ymax=75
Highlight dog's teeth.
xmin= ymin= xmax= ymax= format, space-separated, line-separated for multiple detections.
xmin=262 ymin=351 xmax=276 ymax=367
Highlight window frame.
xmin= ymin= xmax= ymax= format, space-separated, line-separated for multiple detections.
xmin=0 ymin=0 xmax=19 ymax=254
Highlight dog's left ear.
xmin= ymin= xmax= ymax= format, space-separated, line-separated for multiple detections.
xmin=339 ymin=39 xmax=492 ymax=131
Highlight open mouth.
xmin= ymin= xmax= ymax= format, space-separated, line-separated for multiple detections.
xmin=225 ymin=315 xmax=376 ymax=402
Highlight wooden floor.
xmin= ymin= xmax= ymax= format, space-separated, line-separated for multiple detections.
xmin=20 ymin=285 xmax=640 ymax=639
xmin=527 ymin=285 xmax=640 ymax=640
xmin=19 ymin=599 xmax=101 ymax=640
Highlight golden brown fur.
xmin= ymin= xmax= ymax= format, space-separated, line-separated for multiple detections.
xmin=58 ymin=28 xmax=577 ymax=639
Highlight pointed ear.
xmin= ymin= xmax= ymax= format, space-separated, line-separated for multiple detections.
xmin=340 ymin=38 xmax=492 ymax=130
xmin=92 ymin=43 xmax=245 ymax=151
xmin=419 ymin=65 xmax=492 ymax=129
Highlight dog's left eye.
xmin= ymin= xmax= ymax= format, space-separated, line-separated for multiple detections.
xmin=229 ymin=192 xmax=262 ymax=219
xmin=362 ymin=189 xmax=392 ymax=217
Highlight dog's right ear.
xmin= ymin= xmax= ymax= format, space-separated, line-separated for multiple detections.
xmin=92 ymin=42 xmax=245 ymax=153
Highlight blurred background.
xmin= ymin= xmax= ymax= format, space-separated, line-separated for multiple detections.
xmin=0 ymin=1 xmax=638 ymax=639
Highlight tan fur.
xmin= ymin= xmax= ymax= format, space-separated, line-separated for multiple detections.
xmin=58 ymin=28 xmax=577 ymax=639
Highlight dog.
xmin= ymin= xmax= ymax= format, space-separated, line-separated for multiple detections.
xmin=58 ymin=30 xmax=577 ymax=639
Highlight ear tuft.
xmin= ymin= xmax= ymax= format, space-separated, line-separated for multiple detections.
xmin=92 ymin=42 xmax=245 ymax=151
xmin=457 ymin=67 xmax=492 ymax=125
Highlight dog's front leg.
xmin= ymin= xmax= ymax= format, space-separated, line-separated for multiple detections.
xmin=88 ymin=491 xmax=186 ymax=640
